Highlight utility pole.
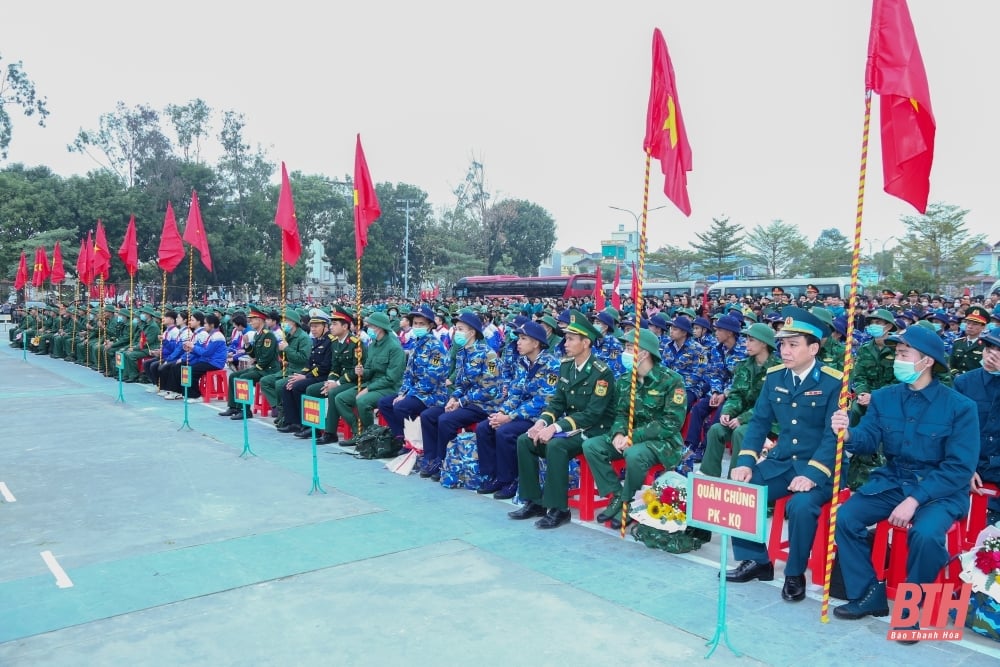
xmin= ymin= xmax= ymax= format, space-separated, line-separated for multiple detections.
xmin=397 ymin=199 xmax=416 ymax=299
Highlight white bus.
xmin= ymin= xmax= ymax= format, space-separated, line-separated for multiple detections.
xmin=708 ymin=277 xmax=855 ymax=300
xmin=602 ymin=280 xmax=709 ymax=299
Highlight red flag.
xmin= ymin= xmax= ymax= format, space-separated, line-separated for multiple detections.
xmin=866 ymin=0 xmax=935 ymax=213
xmin=631 ymin=262 xmax=640 ymax=305
xmin=92 ymin=221 xmax=111 ymax=280
xmin=701 ymin=284 xmax=710 ymax=316
xmin=611 ymin=263 xmax=622 ymax=309
xmin=644 ymin=28 xmax=692 ymax=217
xmin=157 ymin=202 xmax=185 ymax=273
xmin=274 ymin=161 xmax=302 ymax=265
xmin=77 ymin=231 xmax=94 ymax=286
xmin=183 ymin=190 xmax=213 ymax=272
xmin=594 ymin=264 xmax=605 ymax=311
xmin=31 ymin=246 xmax=51 ymax=287
xmin=118 ymin=215 xmax=139 ymax=276
xmin=353 ymin=134 xmax=381 ymax=259
xmin=51 ymin=241 xmax=66 ymax=284
xmin=14 ymin=251 xmax=28 ymax=290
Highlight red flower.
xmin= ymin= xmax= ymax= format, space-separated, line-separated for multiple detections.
xmin=678 ymin=501 xmax=687 ymax=512
xmin=975 ymin=550 xmax=998 ymax=574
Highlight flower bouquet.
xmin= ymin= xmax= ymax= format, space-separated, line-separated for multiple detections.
xmin=627 ymin=471 xmax=707 ymax=554
xmin=958 ymin=525 xmax=1000 ymax=642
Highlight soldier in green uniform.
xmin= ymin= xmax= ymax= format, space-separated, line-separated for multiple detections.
xmin=509 ymin=310 xmax=617 ymax=530
xmin=333 ymin=311 xmax=405 ymax=439
xmin=87 ymin=305 xmax=115 ymax=370
xmin=950 ymin=305 xmax=990 ymax=376
xmin=811 ymin=306 xmax=846 ymax=372
xmin=12 ymin=304 xmax=39 ymax=349
xmin=300 ymin=306 xmax=365 ymax=441
xmin=538 ymin=314 xmax=563 ymax=351
xmin=49 ymin=304 xmax=74 ymax=359
xmin=701 ymin=323 xmax=783 ymax=478
xmin=120 ymin=307 xmax=162 ymax=382
xmin=32 ymin=305 xmax=56 ymax=354
xmin=219 ymin=305 xmax=282 ymax=419
xmin=101 ymin=306 xmax=132 ymax=377
xmin=264 ymin=308 xmax=311 ymax=427
xmin=583 ymin=328 xmax=687 ymax=529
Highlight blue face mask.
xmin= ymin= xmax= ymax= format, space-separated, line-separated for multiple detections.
xmin=621 ymin=351 xmax=635 ymax=372
xmin=988 ymin=322 xmax=1000 ymax=333
xmin=116 ymin=315 xmax=124 ymax=323
xmin=366 ymin=327 xmax=378 ymax=339
xmin=223 ymin=315 xmax=231 ymax=322
xmin=411 ymin=326 xmax=429 ymax=339
xmin=131 ymin=317 xmax=139 ymax=326
xmin=960 ymin=322 xmax=967 ymax=334
xmin=453 ymin=332 xmax=469 ymax=348
xmin=139 ymin=314 xmax=147 ymax=322
xmin=932 ymin=322 xmax=942 ymax=332
xmin=282 ymin=324 xmax=292 ymax=334
xmin=865 ymin=324 xmax=886 ymax=338
xmin=892 ymin=359 xmax=922 ymax=384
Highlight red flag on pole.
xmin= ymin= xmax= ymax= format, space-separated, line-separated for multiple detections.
xmin=157 ymin=202 xmax=185 ymax=273
xmin=644 ymin=28 xmax=693 ymax=217
xmin=92 ymin=221 xmax=111 ymax=280
xmin=77 ymin=231 xmax=93 ymax=286
xmin=631 ymin=263 xmax=640 ymax=305
xmin=118 ymin=215 xmax=139 ymax=276
xmin=611 ymin=263 xmax=622 ymax=309
xmin=14 ymin=251 xmax=28 ymax=290
xmin=354 ymin=134 xmax=381 ymax=259
xmin=51 ymin=241 xmax=66 ymax=284
xmin=31 ymin=246 xmax=51 ymax=287
xmin=275 ymin=161 xmax=302 ymax=265
xmin=866 ymin=0 xmax=935 ymax=213
xmin=594 ymin=263 xmax=605 ymax=311
xmin=183 ymin=190 xmax=213 ymax=272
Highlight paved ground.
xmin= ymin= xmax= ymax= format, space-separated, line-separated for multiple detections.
xmin=2 ymin=338 xmax=999 ymax=666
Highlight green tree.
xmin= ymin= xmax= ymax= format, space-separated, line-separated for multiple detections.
xmin=647 ymin=244 xmax=700 ymax=281
xmin=498 ymin=199 xmax=557 ymax=275
xmin=690 ymin=216 xmax=745 ymax=280
xmin=743 ymin=219 xmax=809 ymax=277
xmin=0 ymin=55 xmax=50 ymax=160
xmin=165 ymin=99 xmax=211 ymax=163
xmin=0 ymin=164 xmax=71 ymax=278
xmin=896 ymin=202 xmax=985 ymax=293
xmin=68 ymin=102 xmax=172 ymax=188
xmin=808 ymin=228 xmax=853 ymax=277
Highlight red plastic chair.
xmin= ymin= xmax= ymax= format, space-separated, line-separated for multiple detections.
xmin=767 ymin=488 xmax=851 ymax=586
xmin=966 ymin=483 xmax=999 ymax=550
xmin=252 ymin=382 xmax=271 ymax=416
xmin=871 ymin=518 xmax=966 ymax=599
xmin=199 ymin=369 xmax=228 ymax=403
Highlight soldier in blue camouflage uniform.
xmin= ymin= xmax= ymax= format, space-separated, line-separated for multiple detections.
xmin=686 ymin=314 xmax=747 ymax=463
xmin=498 ymin=315 xmax=528 ymax=390
xmin=661 ymin=315 xmax=708 ymax=409
xmin=378 ymin=305 xmax=449 ymax=452
xmin=692 ymin=316 xmax=717 ymax=350
xmin=419 ymin=311 xmax=502 ymax=480
xmin=591 ymin=311 xmax=625 ymax=378
xmin=648 ymin=313 xmax=672 ymax=364
xmin=476 ymin=322 xmax=561 ymax=500
xmin=926 ymin=311 xmax=955 ymax=356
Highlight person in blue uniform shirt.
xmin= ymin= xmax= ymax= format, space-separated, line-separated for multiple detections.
xmin=591 ymin=311 xmax=626 ymax=378
xmin=725 ymin=307 xmax=842 ymax=604
xmin=955 ymin=329 xmax=1000 ymax=520
xmin=830 ymin=326 xmax=979 ymax=625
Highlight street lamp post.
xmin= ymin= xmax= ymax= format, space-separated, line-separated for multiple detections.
xmin=608 ymin=205 xmax=667 ymax=266
xmin=397 ymin=199 xmax=415 ymax=299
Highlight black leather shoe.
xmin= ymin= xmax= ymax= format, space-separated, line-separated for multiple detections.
xmin=833 ymin=580 xmax=889 ymax=620
xmin=477 ymin=478 xmax=503 ymax=495
xmin=340 ymin=436 xmax=358 ymax=447
xmin=319 ymin=433 xmax=338 ymax=445
xmin=276 ymin=424 xmax=299 ymax=433
xmin=294 ymin=428 xmax=313 ymax=438
xmin=781 ymin=574 xmax=807 ymax=602
xmin=688 ymin=527 xmax=713 ymax=543
xmin=535 ymin=508 xmax=572 ymax=529
xmin=230 ymin=410 xmax=251 ymax=420
xmin=596 ymin=496 xmax=624 ymax=524
xmin=218 ymin=408 xmax=239 ymax=417
xmin=508 ymin=501 xmax=547 ymax=520
xmin=608 ymin=514 xmax=636 ymax=530
xmin=493 ymin=481 xmax=518 ymax=500
xmin=725 ymin=560 xmax=775 ymax=583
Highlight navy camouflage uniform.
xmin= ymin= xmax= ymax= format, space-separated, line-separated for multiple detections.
xmin=662 ymin=337 xmax=708 ymax=408
xmin=378 ymin=332 xmax=449 ymax=439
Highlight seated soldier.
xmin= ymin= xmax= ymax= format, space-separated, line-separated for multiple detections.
xmin=583 ymin=329 xmax=687 ymax=529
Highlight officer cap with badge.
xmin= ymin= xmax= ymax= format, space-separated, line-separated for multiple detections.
xmin=775 ymin=306 xmax=829 ymax=340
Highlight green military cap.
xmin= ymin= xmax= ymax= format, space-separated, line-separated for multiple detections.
xmin=366 ymin=311 xmax=392 ymax=331
xmin=742 ymin=311 xmax=758 ymax=323
xmin=912 ymin=319 xmax=936 ymax=333
xmin=617 ymin=327 xmax=662 ymax=362
xmin=742 ymin=322 xmax=777 ymax=350
xmin=539 ymin=315 xmax=561 ymax=332
xmin=138 ymin=305 xmax=156 ymax=317
xmin=103 ymin=304 xmax=116 ymax=313
xmin=247 ymin=304 xmax=268 ymax=319
xmin=67 ymin=305 xmax=76 ymax=314
xmin=964 ymin=305 xmax=991 ymax=325
xmin=866 ymin=308 xmax=896 ymax=325
xmin=282 ymin=307 xmax=300 ymax=323
xmin=331 ymin=305 xmax=355 ymax=325
xmin=603 ymin=306 xmax=621 ymax=323
xmin=809 ymin=307 xmax=833 ymax=327
xmin=565 ymin=309 xmax=600 ymax=341
xmin=677 ymin=307 xmax=697 ymax=319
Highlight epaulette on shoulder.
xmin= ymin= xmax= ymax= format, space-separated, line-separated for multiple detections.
xmin=820 ymin=365 xmax=844 ymax=380
xmin=592 ymin=359 xmax=610 ymax=372
xmin=348 ymin=335 xmax=360 ymax=344
xmin=767 ymin=364 xmax=785 ymax=374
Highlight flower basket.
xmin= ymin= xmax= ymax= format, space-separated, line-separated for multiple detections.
xmin=958 ymin=525 xmax=1000 ymax=642
xmin=627 ymin=471 xmax=707 ymax=554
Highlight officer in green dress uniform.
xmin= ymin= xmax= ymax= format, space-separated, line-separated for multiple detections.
xmin=219 ymin=305 xmax=282 ymax=419
xmin=301 ymin=306 xmax=365 ymax=442
xmin=949 ymin=305 xmax=990 ymax=376
xmin=509 ymin=310 xmax=617 ymax=529
xmin=121 ymin=306 xmax=163 ymax=382
xmin=583 ymin=328 xmax=687 ymax=529
xmin=263 ymin=309 xmax=311 ymax=426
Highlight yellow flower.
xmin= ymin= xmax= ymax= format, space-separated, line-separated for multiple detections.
xmin=642 ymin=489 xmax=658 ymax=505
xmin=647 ymin=500 xmax=664 ymax=519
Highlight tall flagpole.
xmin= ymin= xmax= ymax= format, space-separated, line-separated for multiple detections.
xmin=820 ymin=90 xmax=871 ymax=623
xmin=354 ymin=254 xmax=363 ymax=435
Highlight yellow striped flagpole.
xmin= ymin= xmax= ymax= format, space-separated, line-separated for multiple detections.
xmin=355 ymin=254 xmax=363 ymax=435
xmin=820 ymin=90 xmax=872 ymax=623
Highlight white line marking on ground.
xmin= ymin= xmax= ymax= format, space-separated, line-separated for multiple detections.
xmin=40 ymin=550 xmax=74 ymax=588
xmin=0 ymin=482 xmax=15 ymax=502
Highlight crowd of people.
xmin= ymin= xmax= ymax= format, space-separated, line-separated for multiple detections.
xmin=7 ymin=281 xmax=1000 ymax=635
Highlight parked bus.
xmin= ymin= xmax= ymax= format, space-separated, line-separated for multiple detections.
xmin=708 ymin=277 xmax=855 ymax=300
xmin=601 ymin=280 xmax=709 ymax=299
xmin=452 ymin=274 xmax=597 ymax=300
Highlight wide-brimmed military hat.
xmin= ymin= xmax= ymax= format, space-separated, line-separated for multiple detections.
xmin=693 ymin=316 xmax=714 ymax=332
xmin=743 ymin=322 xmax=777 ymax=350
xmin=668 ymin=315 xmax=694 ymax=335
xmin=406 ymin=304 xmax=435 ymax=324
xmin=617 ymin=327 xmax=662 ymax=363
xmin=866 ymin=308 xmax=896 ymax=326
xmin=516 ymin=322 xmax=549 ymax=348
xmin=714 ymin=315 xmax=743 ymax=334
xmin=648 ymin=313 xmax=671 ymax=331
xmin=593 ymin=311 xmax=615 ymax=331
xmin=455 ymin=311 xmax=484 ymax=337
xmin=774 ymin=307 xmax=829 ymax=339
xmin=538 ymin=315 xmax=561 ymax=334
xmin=886 ymin=325 xmax=948 ymax=373
xmin=366 ymin=311 xmax=392 ymax=332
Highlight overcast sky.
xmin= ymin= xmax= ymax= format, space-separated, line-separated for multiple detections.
xmin=3 ymin=1 xmax=998 ymax=258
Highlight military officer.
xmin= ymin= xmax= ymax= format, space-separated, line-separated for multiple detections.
xmin=950 ymin=305 xmax=990 ymax=376
xmin=802 ymin=284 xmax=821 ymax=309
xmin=726 ymin=307 xmax=843 ymax=604
xmin=333 ymin=311 xmax=405 ymax=440
xmin=218 ymin=305 xmax=281 ymax=420
xmin=377 ymin=305 xmax=448 ymax=451
xmin=49 ymin=304 xmax=74 ymax=359
xmin=509 ymin=310 xmax=616 ymax=530
xmin=264 ymin=309 xmax=311 ymax=426
xmin=121 ymin=307 xmax=162 ymax=382
xmin=831 ymin=326 xmax=979 ymax=628
xmin=701 ymin=323 xmax=783 ymax=478
xmin=583 ymin=328 xmax=687 ymax=529
xmin=277 ymin=311 xmax=334 ymax=434
xmin=302 ymin=306 xmax=365 ymax=442
xmin=954 ymin=330 xmax=1000 ymax=518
